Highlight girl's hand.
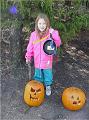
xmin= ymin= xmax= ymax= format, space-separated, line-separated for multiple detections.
xmin=26 ymin=59 xmax=31 ymax=65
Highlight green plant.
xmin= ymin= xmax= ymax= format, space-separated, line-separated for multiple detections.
xmin=1 ymin=0 xmax=89 ymax=44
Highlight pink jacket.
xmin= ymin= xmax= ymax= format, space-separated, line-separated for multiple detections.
xmin=25 ymin=28 xmax=61 ymax=69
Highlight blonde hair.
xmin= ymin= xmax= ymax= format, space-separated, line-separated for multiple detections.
xmin=35 ymin=13 xmax=50 ymax=38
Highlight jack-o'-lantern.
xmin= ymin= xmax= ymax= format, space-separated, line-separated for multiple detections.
xmin=62 ymin=87 xmax=86 ymax=111
xmin=24 ymin=80 xmax=45 ymax=106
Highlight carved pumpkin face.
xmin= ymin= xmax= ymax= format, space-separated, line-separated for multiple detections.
xmin=62 ymin=87 xmax=86 ymax=111
xmin=24 ymin=80 xmax=45 ymax=106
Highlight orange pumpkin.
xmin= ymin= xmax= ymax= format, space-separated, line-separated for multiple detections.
xmin=24 ymin=80 xmax=45 ymax=106
xmin=62 ymin=87 xmax=86 ymax=111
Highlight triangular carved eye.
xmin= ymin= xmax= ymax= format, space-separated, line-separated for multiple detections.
xmin=77 ymin=97 xmax=79 ymax=100
xmin=71 ymin=96 xmax=74 ymax=99
xmin=36 ymin=89 xmax=41 ymax=92
xmin=31 ymin=87 xmax=35 ymax=92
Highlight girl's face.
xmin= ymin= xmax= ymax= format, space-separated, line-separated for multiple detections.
xmin=37 ymin=18 xmax=47 ymax=32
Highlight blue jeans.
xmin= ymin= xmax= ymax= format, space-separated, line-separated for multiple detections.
xmin=33 ymin=68 xmax=53 ymax=86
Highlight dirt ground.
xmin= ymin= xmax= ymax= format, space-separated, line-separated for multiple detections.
xmin=1 ymin=29 xmax=89 ymax=120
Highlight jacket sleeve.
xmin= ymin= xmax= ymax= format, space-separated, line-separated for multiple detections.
xmin=52 ymin=30 xmax=61 ymax=47
xmin=25 ymin=33 xmax=34 ymax=60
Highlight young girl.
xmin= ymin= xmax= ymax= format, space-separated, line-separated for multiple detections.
xmin=25 ymin=13 xmax=61 ymax=96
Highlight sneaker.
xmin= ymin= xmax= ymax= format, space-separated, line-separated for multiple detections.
xmin=46 ymin=86 xmax=51 ymax=96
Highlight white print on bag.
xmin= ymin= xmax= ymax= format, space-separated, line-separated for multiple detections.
xmin=47 ymin=45 xmax=55 ymax=50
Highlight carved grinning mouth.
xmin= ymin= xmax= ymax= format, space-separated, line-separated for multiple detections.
xmin=30 ymin=94 xmax=38 ymax=100
xmin=73 ymin=101 xmax=77 ymax=104
xmin=73 ymin=101 xmax=81 ymax=105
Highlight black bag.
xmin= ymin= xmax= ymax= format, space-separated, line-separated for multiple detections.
xmin=43 ymin=33 xmax=57 ymax=55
